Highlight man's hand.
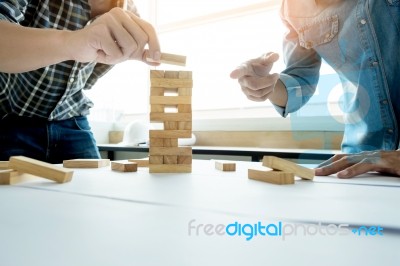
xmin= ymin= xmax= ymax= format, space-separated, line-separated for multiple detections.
xmin=65 ymin=7 xmax=160 ymax=66
xmin=315 ymin=150 xmax=400 ymax=178
xmin=230 ymin=52 xmax=280 ymax=102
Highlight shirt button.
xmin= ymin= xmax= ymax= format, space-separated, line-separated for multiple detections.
xmin=381 ymin=100 xmax=388 ymax=105
xmin=372 ymin=61 xmax=378 ymax=66
xmin=69 ymin=78 xmax=75 ymax=83
xmin=388 ymin=129 xmax=394 ymax=134
xmin=360 ymin=19 xmax=367 ymax=25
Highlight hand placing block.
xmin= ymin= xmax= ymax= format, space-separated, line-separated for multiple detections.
xmin=262 ymin=156 xmax=314 ymax=180
xmin=111 ymin=161 xmax=138 ymax=172
xmin=9 ymin=156 xmax=73 ymax=184
xmin=215 ymin=161 xmax=236 ymax=172
xmin=63 ymin=159 xmax=110 ymax=168
xmin=248 ymin=169 xmax=295 ymax=185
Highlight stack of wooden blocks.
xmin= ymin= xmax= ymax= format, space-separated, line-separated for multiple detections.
xmin=149 ymin=70 xmax=193 ymax=173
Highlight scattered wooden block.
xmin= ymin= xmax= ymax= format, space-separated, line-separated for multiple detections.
xmin=9 ymin=156 xmax=73 ymax=184
xmin=262 ymin=156 xmax=314 ymax=180
xmin=0 ymin=161 xmax=9 ymax=170
xmin=63 ymin=159 xmax=110 ymax=168
xmin=0 ymin=170 xmax=39 ymax=185
xmin=215 ymin=161 xmax=236 ymax=172
xmin=0 ymin=170 xmax=18 ymax=185
xmin=128 ymin=158 xmax=149 ymax=167
xmin=111 ymin=161 xmax=138 ymax=172
xmin=248 ymin=169 xmax=295 ymax=185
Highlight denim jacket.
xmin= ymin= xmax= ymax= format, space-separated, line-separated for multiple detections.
xmin=276 ymin=0 xmax=400 ymax=153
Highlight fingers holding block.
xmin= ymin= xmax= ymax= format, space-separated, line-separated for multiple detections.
xmin=248 ymin=169 xmax=295 ymax=185
xmin=262 ymin=156 xmax=314 ymax=180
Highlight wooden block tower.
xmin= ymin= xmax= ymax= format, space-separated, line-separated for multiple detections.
xmin=149 ymin=70 xmax=193 ymax=173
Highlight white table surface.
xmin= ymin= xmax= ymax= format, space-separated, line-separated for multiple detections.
xmin=1 ymin=159 xmax=399 ymax=266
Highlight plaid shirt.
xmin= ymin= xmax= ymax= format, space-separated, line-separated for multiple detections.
xmin=0 ymin=0 xmax=135 ymax=120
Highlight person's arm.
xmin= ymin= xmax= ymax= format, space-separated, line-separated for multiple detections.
xmin=0 ymin=7 xmax=160 ymax=74
xmin=315 ymin=150 xmax=400 ymax=178
xmin=0 ymin=21 xmax=71 ymax=73
xmin=230 ymin=3 xmax=322 ymax=116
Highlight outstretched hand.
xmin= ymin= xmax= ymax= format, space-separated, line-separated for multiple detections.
xmin=230 ymin=52 xmax=280 ymax=102
xmin=315 ymin=150 xmax=400 ymax=178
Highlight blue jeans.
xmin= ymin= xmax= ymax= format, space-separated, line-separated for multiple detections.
xmin=0 ymin=115 xmax=100 ymax=163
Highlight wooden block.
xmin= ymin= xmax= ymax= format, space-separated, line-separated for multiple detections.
xmin=128 ymin=158 xmax=149 ymax=167
xmin=150 ymin=130 xmax=192 ymax=139
xmin=151 ymin=146 xmax=193 ymax=156
xmin=164 ymin=121 xmax=178 ymax=130
xmin=164 ymin=156 xmax=178 ymax=164
xmin=178 ymin=88 xmax=192 ymax=96
xmin=149 ymin=164 xmax=192 ymax=173
xmin=0 ymin=170 xmax=18 ymax=185
xmin=248 ymin=169 xmax=295 ymax=185
xmin=163 ymin=138 xmax=178 ymax=147
xmin=150 ymin=96 xmax=191 ymax=105
xmin=150 ymin=138 xmax=165 ymax=147
xmin=63 ymin=159 xmax=110 ymax=168
xmin=178 ymin=122 xmax=192 ymax=130
xmin=178 ymin=104 xmax=192 ymax=113
xmin=164 ymin=71 xmax=180 ymax=78
xmin=178 ymin=155 xmax=192 ymax=165
xmin=111 ymin=161 xmax=138 ymax=172
xmin=9 ymin=156 xmax=73 ymax=184
xmin=149 ymin=156 xmax=164 ymax=164
xmin=0 ymin=170 xmax=39 ymax=185
xmin=150 ymin=70 xmax=165 ymax=78
xmin=215 ymin=161 xmax=236 ymax=172
xmin=150 ymin=78 xmax=192 ymax=89
xmin=262 ymin=156 xmax=314 ymax=180
xmin=149 ymin=147 xmax=192 ymax=156
xmin=0 ymin=161 xmax=9 ymax=170
xmin=179 ymin=71 xmax=192 ymax=79
xmin=147 ymin=53 xmax=186 ymax=66
xmin=150 ymin=87 xmax=165 ymax=96
xmin=150 ymin=113 xmax=192 ymax=122
xmin=151 ymin=104 xmax=165 ymax=113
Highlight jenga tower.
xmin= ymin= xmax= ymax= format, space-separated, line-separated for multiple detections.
xmin=149 ymin=70 xmax=193 ymax=173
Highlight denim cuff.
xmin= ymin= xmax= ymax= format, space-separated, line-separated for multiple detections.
xmin=273 ymin=73 xmax=303 ymax=118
